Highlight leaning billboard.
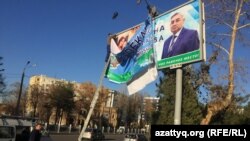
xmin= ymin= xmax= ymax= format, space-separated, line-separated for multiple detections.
xmin=154 ymin=0 xmax=205 ymax=69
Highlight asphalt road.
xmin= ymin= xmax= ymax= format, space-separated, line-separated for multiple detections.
xmin=41 ymin=133 xmax=126 ymax=141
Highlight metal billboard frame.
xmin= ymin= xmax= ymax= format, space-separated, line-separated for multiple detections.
xmin=153 ymin=0 xmax=205 ymax=69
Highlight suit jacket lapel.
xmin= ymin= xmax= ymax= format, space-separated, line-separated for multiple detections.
xmin=164 ymin=36 xmax=172 ymax=56
xmin=171 ymin=28 xmax=186 ymax=54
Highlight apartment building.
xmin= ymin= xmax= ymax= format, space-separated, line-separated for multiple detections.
xmin=26 ymin=75 xmax=117 ymax=127
xmin=141 ymin=97 xmax=159 ymax=121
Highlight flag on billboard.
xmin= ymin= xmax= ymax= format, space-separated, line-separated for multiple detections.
xmin=127 ymin=63 xmax=157 ymax=95
xmin=106 ymin=16 xmax=157 ymax=94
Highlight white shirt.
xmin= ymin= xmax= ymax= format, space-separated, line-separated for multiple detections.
xmin=168 ymin=28 xmax=183 ymax=52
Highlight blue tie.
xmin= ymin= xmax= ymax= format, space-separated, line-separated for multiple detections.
xmin=168 ymin=35 xmax=176 ymax=52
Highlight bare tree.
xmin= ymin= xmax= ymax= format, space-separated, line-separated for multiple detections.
xmin=201 ymin=0 xmax=250 ymax=124
xmin=75 ymin=82 xmax=110 ymax=127
xmin=28 ymin=84 xmax=43 ymax=117
xmin=75 ymin=82 xmax=96 ymax=116
xmin=20 ymin=88 xmax=29 ymax=116
xmin=3 ymin=82 xmax=22 ymax=115
xmin=0 ymin=56 xmax=5 ymax=95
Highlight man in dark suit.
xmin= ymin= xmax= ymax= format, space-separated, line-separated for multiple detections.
xmin=161 ymin=12 xmax=199 ymax=59
xmin=29 ymin=123 xmax=42 ymax=141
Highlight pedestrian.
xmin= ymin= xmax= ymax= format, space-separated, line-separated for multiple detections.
xmin=29 ymin=123 xmax=42 ymax=141
xmin=21 ymin=126 xmax=30 ymax=141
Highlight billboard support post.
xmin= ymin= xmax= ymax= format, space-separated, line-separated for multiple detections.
xmin=78 ymin=55 xmax=111 ymax=141
xmin=174 ymin=67 xmax=182 ymax=125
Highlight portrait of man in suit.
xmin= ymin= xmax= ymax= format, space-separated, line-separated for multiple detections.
xmin=161 ymin=12 xmax=200 ymax=59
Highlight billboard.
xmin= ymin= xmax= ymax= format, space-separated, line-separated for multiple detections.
xmin=154 ymin=0 xmax=205 ymax=69
xmin=106 ymin=17 xmax=155 ymax=84
xmin=106 ymin=0 xmax=205 ymax=86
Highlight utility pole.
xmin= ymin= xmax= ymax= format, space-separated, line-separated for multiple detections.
xmin=78 ymin=54 xmax=111 ymax=141
xmin=78 ymin=11 xmax=118 ymax=141
xmin=15 ymin=61 xmax=30 ymax=116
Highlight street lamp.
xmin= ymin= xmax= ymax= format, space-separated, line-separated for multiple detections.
xmin=137 ymin=0 xmax=158 ymax=17
xmin=15 ymin=61 xmax=31 ymax=116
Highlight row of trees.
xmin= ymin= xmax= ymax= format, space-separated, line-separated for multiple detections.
xmin=0 ymin=78 xmax=99 ymax=126
xmin=27 ymin=82 xmax=110 ymax=127
xmin=1 ymin=0 xmax=249 ymax=126
xmin=0 ymin=74 xmax=150 ymax=129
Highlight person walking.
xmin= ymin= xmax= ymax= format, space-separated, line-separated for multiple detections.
xmin=21 ymin=127 xmax=30 ymax=141
xmin=29 ymin=123 xmax=42 ymax=141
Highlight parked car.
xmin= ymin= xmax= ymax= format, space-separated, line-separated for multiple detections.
xmin=82 ymin=128 xmax=105 ymax=140
xmin=124 ymin=133 xmax=147 ymax=141
xmin=117 ymin=126 xmax=125 ymax=134
xmin=0 ymin=125 xmax=16 ymax=141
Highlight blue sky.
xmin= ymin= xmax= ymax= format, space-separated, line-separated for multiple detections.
xmin=0 ymin=0 xmax=192 ymax=96
xmin=1 ymin=0 xmax=249 ymax=98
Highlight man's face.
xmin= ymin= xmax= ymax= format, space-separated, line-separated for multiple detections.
xmin=36 ymin=124 xmax=42 ymax=130
xmin=170 ymin=14 xmax=185 ymax=34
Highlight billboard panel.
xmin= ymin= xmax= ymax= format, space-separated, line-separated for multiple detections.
xmin=106 ymin=0 xmax=205 ymax=84
xmin=154 ymin=0 xmax=205 ymax=69
xmin=106 ymin=17 xmax=155 ymax=83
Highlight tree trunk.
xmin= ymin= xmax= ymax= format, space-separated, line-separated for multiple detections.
xmin=201 ymin=0 xmax=243 ymax=125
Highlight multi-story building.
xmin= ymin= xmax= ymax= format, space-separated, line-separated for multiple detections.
xmin=141 ymin=96 xmax=159 ymax=121
xmin=26 ymin=75 xmax=78 ymax=125
xmin=26 ymin=75 xmax=117 ymax=127
xmin=101 ymin=90 xmax=117 ymax=128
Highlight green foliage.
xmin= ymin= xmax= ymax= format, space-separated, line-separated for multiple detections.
xmin=209 ymin=107 xmax=245 ymax=125
xmin=242 ymin=102 xmax=250 ymax=124
xmin=154 ymin=66 xmax=204 ymax=124
xmin=209 ymin=97 xmax=250 ymax=125
xmin=48 ymin=82 xmax=75 ymax=124
xmin=49 ymin=82 xmax=75 ymax=110
xmin=154 ymin=69 xmax=176 ymax=124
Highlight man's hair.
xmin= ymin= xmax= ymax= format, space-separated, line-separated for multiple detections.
xmin=171 ymin=12 xmax=184 ymax=20
xmin=35 ymin=122 xmax=42 ymax=127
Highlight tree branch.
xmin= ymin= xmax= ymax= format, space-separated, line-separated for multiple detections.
xmin=237 ymin=23 xmax=250 ymax=30
xmin=240 ymin=11 xmax=246 ymax=16
xmin=207 ymin=15 xmax=233 ymax=29
xmin=210 ymin=42 xmax=230 ymax=56
xmin=210 ymin=33 xmax=232 ymax=37
xmin=223 ymin=21 xmax=234 ymax=29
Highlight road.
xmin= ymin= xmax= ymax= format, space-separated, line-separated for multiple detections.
xmin=42 ymin=133 xmax=126 ymax=141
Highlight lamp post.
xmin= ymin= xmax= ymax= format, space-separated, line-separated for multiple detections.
xmin=136 ymin=0 xmax=158 ymax=17
xmin=15 ymin=61 xmax=30 ymax=116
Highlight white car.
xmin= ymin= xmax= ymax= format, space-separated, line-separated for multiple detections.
xmin=0 ymin=125 xmax=16 ymax=141
xmin=124 ymin=134 xmax=148 ymax=141
xmin=124 ymin=134 xmax=138 ymax=141
xmin=82 ymin=128 xmax=105 ymax=140
xmin=117 ymin=126 xmax=125 ymax=134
